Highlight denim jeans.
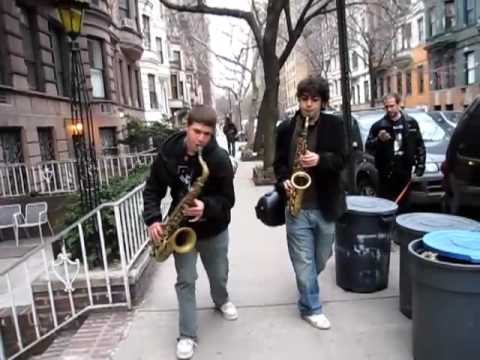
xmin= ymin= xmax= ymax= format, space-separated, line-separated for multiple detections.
xmin=285 ymin=209 xmax=335 ymax=316
xmin=173 ymin=229 xmax=230 ymax=339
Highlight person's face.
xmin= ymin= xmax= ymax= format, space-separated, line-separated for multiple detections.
xmin=298 ymin=94 xmax=322 ymax=118
xmin=384 ymin=97 xmax=401 ymax=119
xmin=185 ymin=122 xmax=214 ymax=154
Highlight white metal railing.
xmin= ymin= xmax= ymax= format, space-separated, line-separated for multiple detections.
xmin=0 ymin=153 xmax=156 ymax=198
xmin=0 ymin=183 xmax=170 ymax=360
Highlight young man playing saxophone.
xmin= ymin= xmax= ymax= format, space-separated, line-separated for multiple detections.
xmin=143 ymin=105 xmax=237 ymax=359
xmin=274 ymin=76 xmax=347 ymax=330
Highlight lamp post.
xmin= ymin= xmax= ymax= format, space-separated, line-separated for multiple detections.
xmin=57 ymin=0 xmax=99 ymax=211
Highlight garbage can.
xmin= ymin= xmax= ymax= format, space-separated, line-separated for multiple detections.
xmin=394 ymin=213 xmax=479 ymax=318
xmin=409 ymin=231 xmax=480 ymax=360
xmin=335 ymin=196 xmax=398 ymax=293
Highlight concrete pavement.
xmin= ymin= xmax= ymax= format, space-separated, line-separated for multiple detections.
xmin=113 ymin=159 xmax=412 ymax=360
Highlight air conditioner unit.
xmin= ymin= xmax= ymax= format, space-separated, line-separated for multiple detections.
xmin=121 ymin=18 xmax=136 ymax=30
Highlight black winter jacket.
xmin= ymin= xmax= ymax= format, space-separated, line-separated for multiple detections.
xmin=273 ymin=111 xmax=347 ymax=222
xmin=365 ymin=113 xmax=426 ymax=177
xmin=143 ymin=131 xmax=235 ymax=239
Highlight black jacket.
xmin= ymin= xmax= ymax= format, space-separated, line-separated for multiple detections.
xmin=365 ymin=112 xmax=426 ymax=177
xmin=143 ymin=131 xmax=235 ymax=239
xmin=273 ymin=111 xmax=347 ymax=222
xmin=223 ymin=123 xmax=238 ymax=142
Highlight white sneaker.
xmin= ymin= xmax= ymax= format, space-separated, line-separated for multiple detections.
xmin=302 ymin=313 xmax=331 ymax=330
xmin=176 ymin=338 xmax=196 ymax=359
xmin=218 ymin=301 xmax=239 ymax=321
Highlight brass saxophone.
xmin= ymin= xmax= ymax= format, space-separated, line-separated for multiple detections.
xmin=288 ymin=116 xmax=312 ymax=217
xmin=151 ymin=147 xmax=209 ymax=262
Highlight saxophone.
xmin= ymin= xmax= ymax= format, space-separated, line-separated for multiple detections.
xmin=150 ymin=147 xmax=209 ymax=262
xmin=288 ymin=116 xmax=312 ymax=217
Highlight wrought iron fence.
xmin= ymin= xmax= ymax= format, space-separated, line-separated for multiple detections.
xmin=0 ymin=153 xmax=156 ymax=198
xmin=0 ymin=183 xmax=171 ymax=360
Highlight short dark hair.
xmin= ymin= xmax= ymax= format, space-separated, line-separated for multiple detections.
xmin=187 ymin=105 xmax=217 ymax=128
xmin=296 ymin=75 xmax=330 ymax=103
xmin=383 ymin=93 xmax=401 ymax=104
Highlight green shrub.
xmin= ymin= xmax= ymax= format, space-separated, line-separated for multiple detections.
xmin=60 ymin=165 xmax=150 ymax=267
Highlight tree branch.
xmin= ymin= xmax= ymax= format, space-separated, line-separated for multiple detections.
xmin=159 ymin=0 xmax=265 ymax=59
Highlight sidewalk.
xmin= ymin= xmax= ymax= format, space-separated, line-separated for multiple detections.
xmin=112 ymin=160 xmax=412 ymax=360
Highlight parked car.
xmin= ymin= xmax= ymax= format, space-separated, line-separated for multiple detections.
xmin=428 ymin=110 xmax=463 ymax=128
xmin=441 ymin=98 xmax=480 ymax=213
xmin=347 ymin=108 xmax=455 ymax=205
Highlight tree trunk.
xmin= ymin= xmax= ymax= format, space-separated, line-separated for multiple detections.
xmin=257 ymin=59 xmax=280 ymax=171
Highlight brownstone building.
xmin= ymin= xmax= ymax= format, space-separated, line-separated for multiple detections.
xmin=0 ymin=0 xmax=144 ymax=167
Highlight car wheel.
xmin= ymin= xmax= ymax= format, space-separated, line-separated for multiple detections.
xmin=357 ymin=176 xmax=377 ymax=197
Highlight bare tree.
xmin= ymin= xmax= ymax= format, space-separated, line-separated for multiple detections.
xmin=296 ymin=12 xmax=339 ymax=79
xmin=158 ymin=0 xmax=346 ymax=175
xmin=346 ymin=0 xmax=407 ymax=107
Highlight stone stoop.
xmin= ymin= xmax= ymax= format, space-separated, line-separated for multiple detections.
xmin=30 ymin=329 xmax=77 ymax=360
xmin=32 ymin=311 xmax=134 ymax=360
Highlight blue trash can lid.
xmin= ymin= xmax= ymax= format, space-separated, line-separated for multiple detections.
xmin=346 ymin=196 xmax=398 ymax=216
xmin=396 ymin=213 xmax=479 ymax=234
xmin=423 ymin=230 xmax=480 ymax=263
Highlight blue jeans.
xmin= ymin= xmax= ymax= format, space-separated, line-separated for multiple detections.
xmin=285 ymin=209 xmax=335 ymax=316
xmin=173 ymin=229 xmax=230 ymax=339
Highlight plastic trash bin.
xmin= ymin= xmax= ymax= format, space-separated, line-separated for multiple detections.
xmin=394 ymin=212 xmax=479 ymax=318
xmin=335 ymin=196 xmax=398 ymax=293
xmin=409 ymin=231 xmax=480 ymax=360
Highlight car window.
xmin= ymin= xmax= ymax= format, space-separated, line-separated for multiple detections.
xmin=355 ymin=111 xmax=449 ymax=143
xmin=409 ymin=112 xmax=446 ymax=142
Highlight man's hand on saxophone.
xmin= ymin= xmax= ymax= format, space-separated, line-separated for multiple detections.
xmin=148 ymin=222 xmax=165 ymax=243
xmin=183 ymin=198 xmax=205 ymax=222
xmin=300 ymin=150 xmax=320 ymax=168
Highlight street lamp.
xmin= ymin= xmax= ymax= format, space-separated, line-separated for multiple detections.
xmin=57 ymin=0 xmax=99 ymax=211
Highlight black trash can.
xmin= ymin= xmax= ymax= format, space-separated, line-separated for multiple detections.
xmin=409 ymin=231 xmax=480 ymax=360
xmin=335 ymin=196 xmax=398 ymax=293
xmin=394 ymin=213 xmax=479 ymax=318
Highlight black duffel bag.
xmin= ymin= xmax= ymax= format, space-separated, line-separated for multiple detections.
xmin=255 ymin=189 xmax=285 ymax=226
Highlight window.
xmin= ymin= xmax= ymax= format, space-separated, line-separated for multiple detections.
xmin=156 ymin=37 xmax=164 ymax=63
xmin=171 ymin=73 xmax=179 ymax=99
xmin=402 ymin=23 xmax=412 ymax=49
xmin=37 ymin=127 xmax=55 ymax=161
xmin=351 ymin=86 xmax=356 ymax=105
xmin=142 ymin=15 xmax=151 ymax=49
xmin=148 ymin=74 xmax=158 ymax=109
xmin=171 ymin=50 xmax=181 ymax=68
xmin=417 ymin=17 xmax=424 ymax=42
xmin=119 ymin=59 xmax=127 ymax=104
xmin=446 ymin=55 xmax=455 ymax=88
xmin=100 ymin=127 xmax=118 ymax=155
xmin=445 ymin=1 xmax=456 ymax=30
xmin=19 ymin=6 xmax=40 ymax=90
xmin=127 ymin=64 xmax=132 ymax=106
xmin=119 ymin=0 xmax=130 ymax=19
xmin=427 ymin=6 xmax=436 ymax=37
xmin=87 ymin=38 xmax=106 ymax=98
xmin=465 ymin=51 xmax=475 ymax=85
xmin=364 ymin=80 xmax=369 ymax=102
xmin=179 ymin=80 xmax=184 ymax=98
xmin=378 ymin=76 xmax=384 ymax=98
xmin=135 ymin=70 xmax=142 ymax=108
xmin=406 ymin=70 xmax=412 ymax=95
xmin=386 ymin=75 xmax=391 ymax=94
xmin=356 ymin=84 xmax=360 ymax=104
xmin=465 ymin=0 xmax=475 ymax=26
xmin=352 ymin=52 xmax=359 ymax=70
xmin=397 ymin=72 xmax=403 ymax=94
xmin=417 ymin=65 xmax=424 ymax=94
xmin=0 ymin=128 xmax=23 ymax=164
xmin=49 ymin=23 xmax=68 ymax=97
